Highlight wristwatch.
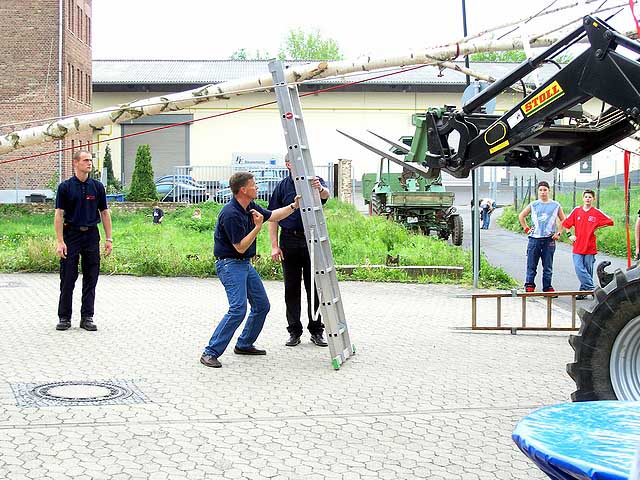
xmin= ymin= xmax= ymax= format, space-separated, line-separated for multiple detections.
xmin=289 ymin=204 xmax=296 ymax=210
xmin=105 ymin=238 xmax=113 ymax=243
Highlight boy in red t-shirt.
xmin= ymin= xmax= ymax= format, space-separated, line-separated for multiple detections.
xmin=562 ymin=189 xmax=614 ymax=299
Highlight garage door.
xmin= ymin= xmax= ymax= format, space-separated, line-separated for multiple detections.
xmin=121 ymin=114 xmax=192 ymax=185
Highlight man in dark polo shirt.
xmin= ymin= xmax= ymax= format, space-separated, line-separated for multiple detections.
xmin=268 ymin=155 xmax=330 ymax=347
xmin=54 ymin=150 xmax=112 ymax=331
xmin=200 ymin=171 xmax=300 ymax=368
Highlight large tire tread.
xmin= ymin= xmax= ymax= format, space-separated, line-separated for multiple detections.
xmin=568 ymin=264 xmax=640 ymax=401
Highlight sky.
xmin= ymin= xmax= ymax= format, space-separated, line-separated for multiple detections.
xmin=91 ymin=0 xmax=639 ymax=61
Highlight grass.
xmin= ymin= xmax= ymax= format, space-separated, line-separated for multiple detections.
xmin=0 ymin=200 xmax=516 ymax=289
xmin=498 ymin=185 xmax=640 ymax=257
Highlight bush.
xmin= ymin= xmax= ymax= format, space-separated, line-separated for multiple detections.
xmin=103 ymin=145 xmax=122 ymax=193
xmin=127 ymin=144 xmax=156 ymax=201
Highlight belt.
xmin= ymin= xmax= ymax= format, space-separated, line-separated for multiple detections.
xmin=64 ymin=225 xmax=97 ymax=232
xmin=281 ymin=228 xmax=306 ymax=238
xmin=215 ymin=257 xmax=248 ymax=261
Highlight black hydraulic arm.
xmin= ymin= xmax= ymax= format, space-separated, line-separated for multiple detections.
xmin=427 ymin=15 xmax=640 ymax=178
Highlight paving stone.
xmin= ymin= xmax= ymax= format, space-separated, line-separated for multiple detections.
xmin=0 ymin=273 xmax=573 ymax=479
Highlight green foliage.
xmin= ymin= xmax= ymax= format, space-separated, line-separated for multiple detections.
xmin=470 ymin=50 xmax=572 ymax=63
xmin=278 ymin=29 xmax=343 ymax=60
xmin=470 ymin=50 xmax=527 ymax=62
xmin=45 ymin=171 xmax=60 ymax=199
xmin=127 ymin=145 xmax=157 ymax=202
xmin=103 ymin=145 xmax=122 ymax=193
xmin=229 ymin=48 xmax=271 ymax=60
xmin=498 ymin=185 xmax=640 ymax=257
xmin=0 ymin=200 xmax=515 ymax=288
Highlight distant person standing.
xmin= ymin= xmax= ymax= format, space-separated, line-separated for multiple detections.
xmin=268 ymin=154 xmax=330 ymax=348
xmin=200 ymin=172 xmax=300 ymax=369
xmin=518 ymin=181 xmax=566 ymax=293
xmin=54 ymin=150 xmax=112 ymax=331
xmin=480 ymin=198 xmax=496 ymax=230
xmin=563 ymin=190 xmax=614 ymax=299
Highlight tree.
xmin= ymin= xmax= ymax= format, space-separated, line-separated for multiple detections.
xmin=103 ymin=144 xmax=122 ymax=193
xmin=470 ymin=50 xmax=527 ymax=62
xmin=470 ymin=50 xmax=572 ymax=63
xmin=229 ymin=48 xmax=271 ymax=60
xmin=278 ymin=29 xmax=343 ymax=60
xmin=127 ymin=144 xmax=156 ymax=202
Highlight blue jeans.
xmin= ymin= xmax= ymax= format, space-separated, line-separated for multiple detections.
xmin=204 ymin=258 xmax=270 ymax=358
xmin=572 ymin=253 xmax=595 ymax=291
xmin=481 ymin=209 xmax=491 ymax=229
xmin=525 ymin=236 xmax=556 ymax=291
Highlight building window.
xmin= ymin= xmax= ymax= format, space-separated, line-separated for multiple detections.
xmin=76 ymin=6 xmax=80 ymax=35
xmin=88 ymin=74 xmax=91 ymax=103
xmin=68 ymin=0 xmax=72 ymax=30
xmin=87 ymin=15 xmax=91 ymax=46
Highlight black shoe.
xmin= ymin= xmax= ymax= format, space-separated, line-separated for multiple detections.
xmin=80 ymin=317 xmax=97 ymax=331
xmin=56 ymin=318 xmax=71 ymax=331
xmin=285 ymin=335 xmax=301 ymax=347
xmin=234 ymin=345 xmax=266 ymax=355
xmin=576 ymin=294 xmax=588 ymax=300
xmin=200 ymin=354 xmax=222 ymax=368
xmin=310 ymin=333 xmax=328 ymax=347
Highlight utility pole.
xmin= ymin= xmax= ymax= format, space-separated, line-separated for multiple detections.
xmin=462 ymin=0 xmax=481 ymax=288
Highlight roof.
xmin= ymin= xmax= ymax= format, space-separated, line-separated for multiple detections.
xmin=92 ymin=59 xmax=560 ymax=88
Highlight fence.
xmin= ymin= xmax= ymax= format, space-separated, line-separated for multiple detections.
xmin=512 ymin=170 xmax=638 ymax=211
xmin=160 ymin=163 xmax=335 ymax=204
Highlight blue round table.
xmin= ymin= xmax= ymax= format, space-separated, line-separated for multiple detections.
xmin=513 ymin=401 xmax=640 ymax=479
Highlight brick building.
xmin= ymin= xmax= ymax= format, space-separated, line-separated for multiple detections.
xmin=0 ymin=0 xmax=92 ymax=189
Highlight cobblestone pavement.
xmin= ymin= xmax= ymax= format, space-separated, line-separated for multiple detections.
xmin=0 ymin=273 xmax=577 ymax=479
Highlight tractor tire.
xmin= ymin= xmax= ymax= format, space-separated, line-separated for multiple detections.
xmin=567 ymin=264 xmax=640 ymax=401
xmin=450 ymin=215 xmax=463 ymax=246
xmin=371 ymin=195 xmax=385 ymax=216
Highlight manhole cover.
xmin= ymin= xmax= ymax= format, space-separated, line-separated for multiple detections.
xmin=10 ymin=379 xmax=149 ymax=407
xmin=33 ymin=382 xmax=131 ymax=403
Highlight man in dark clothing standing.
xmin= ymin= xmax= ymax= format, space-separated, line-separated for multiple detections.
xmin=268 ymin=155 xmax=330 ymax=348
xmin=55 ymin=150 xmax=112 ymax=331
xmin=200 ymin=171 xmax=300 ymax=369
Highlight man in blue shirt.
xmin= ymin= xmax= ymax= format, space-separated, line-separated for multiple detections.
xmin=201 ymin=171 xmax=300 ymax=368
xmin=55 ymin=150 xmax=112 ymax=331
xmin=268 ymin=155 xmax=330 ymax=347
xmin=518 ymin=181 xmax=566 ymax=293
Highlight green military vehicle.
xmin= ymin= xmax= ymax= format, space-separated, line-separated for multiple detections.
xmin=353 ymin=109 xmax=463 ymax=245
xmin=361 ymin=169 xmax=463 ymax=245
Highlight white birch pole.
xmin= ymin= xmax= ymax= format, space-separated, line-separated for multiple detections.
xmin=0 ymin=36 xmax=560 ymax=156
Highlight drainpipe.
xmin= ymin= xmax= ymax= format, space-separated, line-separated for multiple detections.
xmin=57 ymin=0 xmax=63 ymax=184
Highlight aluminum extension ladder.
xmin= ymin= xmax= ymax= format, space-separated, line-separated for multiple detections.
xmin=268 ymin=60 xmax=355 ymax=369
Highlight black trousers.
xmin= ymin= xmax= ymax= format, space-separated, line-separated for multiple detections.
xmin=57 ymin=228 xmax=101 ymax=320
xmin=280 ymin=230 xmax=324 ymax=336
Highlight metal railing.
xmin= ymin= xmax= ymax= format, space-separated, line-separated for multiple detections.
xmin=471 ymin=290 xmax=593 ymax=333
xmin=162 ymin=164 xmax=335 ymax=204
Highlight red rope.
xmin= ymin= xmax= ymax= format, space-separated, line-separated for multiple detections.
xmin=625 ymin=149 xmax=632 ymax=268
xmin=0 ymin=64 xmax=429 ymax=166
xmin=630 ymin=0 xmax=640 ymax=38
